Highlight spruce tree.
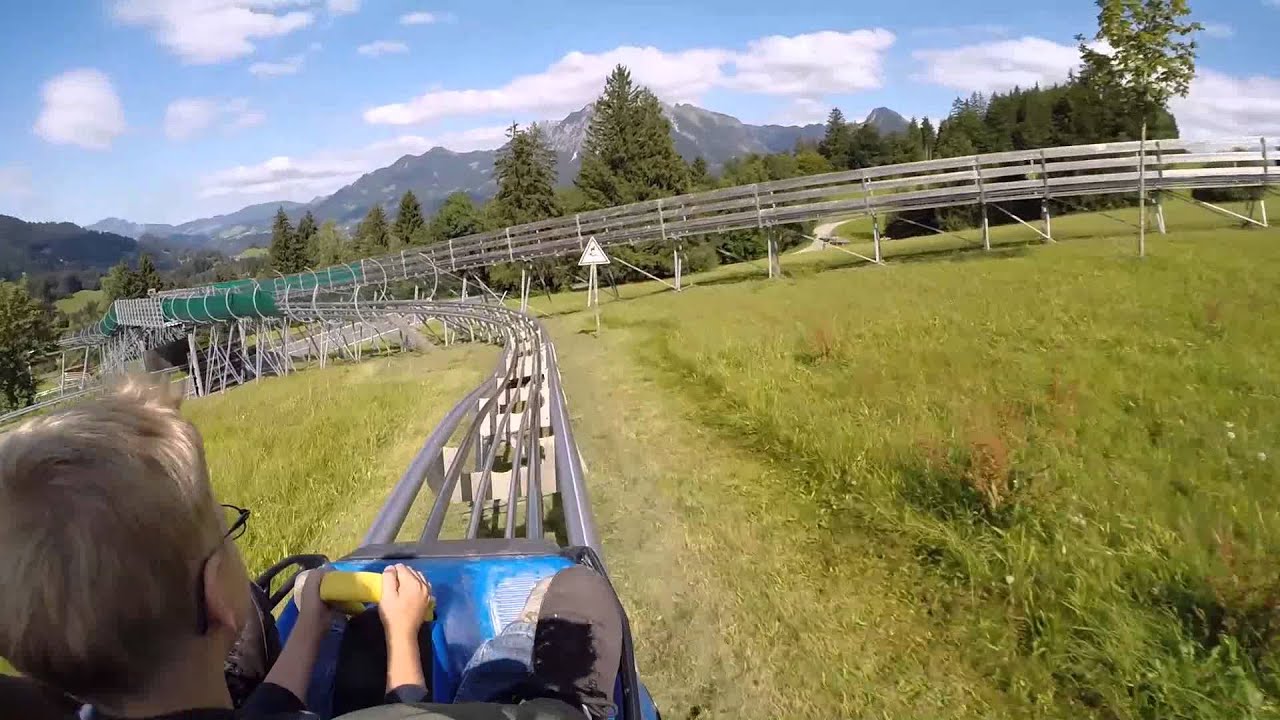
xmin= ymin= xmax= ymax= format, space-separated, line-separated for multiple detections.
xmin=356 ymin=205 xmax=390 ymax=254
xmin=295 ymin=211 xmax=319 ymax=268
xmin=576 ymin=65 xmax=636 ymax=208
xmin=890 ymin=119 xmax=926 ymax=164
xmin=819 ymin=108 xmax=852 ymax=169
xmin=689 ymin=157 xmax=712 ymax=189
xmin=920 ymin=117 xmax=937 ymax=160
xmin=575 ymin=66 xmax=687 ymax=208
xmin=102 ymin=261 xmax=143 ymax=302
xmin=393 ymin=190 xmax=425 ymax=247
xmin=493 ymin=123 xmax=559 ymax=226
xmin=269 ymin=207 xmax=298 ymax=273
xmin=136 ymin=253 xmax=164 ymax=293
xmin=848 ymin=124 xmax=888 ymax=169
xmin=630 ymin=89 xmax=688 ymax=199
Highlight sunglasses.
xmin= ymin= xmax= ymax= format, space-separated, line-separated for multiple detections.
xmin=195 ymin=504 xmax=251 ymax=635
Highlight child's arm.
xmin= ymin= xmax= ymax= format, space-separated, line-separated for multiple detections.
xmin=378 ymin=564 xmax=433 ymax=696
xmin=257 ymin=569 xmax=335 ymax=705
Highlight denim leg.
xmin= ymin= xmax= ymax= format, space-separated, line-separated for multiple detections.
xmin=452 ymin=621 xmax=536 ymax=703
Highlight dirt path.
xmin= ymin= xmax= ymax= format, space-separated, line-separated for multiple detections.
xmin=796 ymin=218 xmax=851 ymax=254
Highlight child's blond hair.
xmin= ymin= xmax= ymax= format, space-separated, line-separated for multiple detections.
xmin=0 ymin=377 xmax=220 ymax=699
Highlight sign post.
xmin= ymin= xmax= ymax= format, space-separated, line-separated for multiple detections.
xmin=577 ymin=236 xmax=610 ymax=334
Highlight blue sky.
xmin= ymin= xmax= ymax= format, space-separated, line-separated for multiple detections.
xmin=0 ymin=0 xmax=1276 ymax=226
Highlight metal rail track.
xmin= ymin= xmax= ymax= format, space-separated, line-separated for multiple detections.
xmin=143 ymin=136 xmax=1276 ymax=303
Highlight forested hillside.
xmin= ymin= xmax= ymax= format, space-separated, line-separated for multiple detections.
xmin=0 ymin=215 xmax=136 ymax=283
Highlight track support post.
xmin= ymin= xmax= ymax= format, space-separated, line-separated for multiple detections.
xmin=520 ymin=265 xmax=531 ymax=314
xmin=872 ymin=215 xmax=882 ymax=264
xmin=981 ymin=204 xmax=991 ymax=251
xmin=1138 ymin=126 xmax=1148 ymax=257
xmin=673 ymin=245 xmax=682 ymax=291
xmin=187 ymin=331 xmax=205 ymax=398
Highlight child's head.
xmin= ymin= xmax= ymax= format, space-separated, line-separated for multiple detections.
xmin=0 ymin=377 xmax=251 ymax=703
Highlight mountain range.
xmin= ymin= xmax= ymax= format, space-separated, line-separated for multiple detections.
xmin=89 ymin=104 xmax=908 ymax=253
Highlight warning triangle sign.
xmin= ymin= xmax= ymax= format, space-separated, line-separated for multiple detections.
xmin=577 ymin=236 xmax=611 ymax=266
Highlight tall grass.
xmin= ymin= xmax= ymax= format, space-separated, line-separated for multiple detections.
xmin=187 ymin=347 xmax=493 ymax=573
xmin=633 ymin=226 xmax=1280 ymax=717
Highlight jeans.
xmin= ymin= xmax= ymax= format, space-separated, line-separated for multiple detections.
xmin=453 ymin=621 xmax=537 ymax=704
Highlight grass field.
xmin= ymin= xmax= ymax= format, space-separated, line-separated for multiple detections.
xmin=5 ymin=203 xmax=1278 ymax=716
xmin=54 ymin=289 xmax=104 ymax=315
xmin=188 ymin=346 xmax=494 ymax=573
xmin=236 ymin=247 xmax=269 ymax=260
xmin=544 ymin=216 xmax=1280 ymax=719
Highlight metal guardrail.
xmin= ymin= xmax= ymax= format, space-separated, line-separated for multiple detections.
xmin=269 ymin=136 xmax=1276 ymax=295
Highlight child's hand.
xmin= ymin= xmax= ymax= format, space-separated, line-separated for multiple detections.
xmin=378 ymin=564 xmax=432 ymax=640
xmin=294 ymin=567 xmax=335 ymax=632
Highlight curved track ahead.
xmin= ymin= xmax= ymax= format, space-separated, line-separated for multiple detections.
xmin=8 ymin=135 xmax=1277 ymax=550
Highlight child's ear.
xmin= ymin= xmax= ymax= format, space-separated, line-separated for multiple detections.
xmin=203 ymin=549 xmax=248 ymax=636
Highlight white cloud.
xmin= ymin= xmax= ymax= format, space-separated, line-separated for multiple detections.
xmin=249 ymin=53 xmax=306 ymax=76
xmin=1172 ymin=70 xmax=1280 ymax=138
xmin=399 ymin=11 xmax=437 ymax=25
xmin=165 ymin=97 xmax=264 ymax=140
xmin=33 ymin=69 xmax=127 ymax=150
xmin=0 ymin=165 xmax=33 ymax=201
xmin=726 ymin=29 xmax=895 ymax=95
xmin=112 ymin=0 xmax=314 ymax=64
xmin=198 ymin=125 xmax=509 ymax=200
xmin=364 ymin=29 xmax=894 ymax=126
xmin=771 ymin=98 xmax=831 ymax=126
xmin=327 ymin=0 xmax=359 ymax=15
xmin=1199 ymin=22 xmax=1235 ymax=39
xmin=358 ymin=40 xmax=409 ymax=57
xmin=913 ymin=37 xmax=1083 ymax=94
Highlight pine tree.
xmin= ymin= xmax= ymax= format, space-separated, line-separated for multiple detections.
xmin=269 ymin=207 xmax=298 ymax=273
xmin=629 ymin=89 xmax=688 ymax=200
xmin=575 ymin=66 xmax=687 ymax=209
xmin=393 ymin=191 xmax=425 ymax=247
xmin=576 ymin=65 xmax=636 ymax=208
xmin=920 ymin=117 xmax=937 ymax=160
xmin=0 ymin=281 xmax=57 ymax=411
xmin=493 ymin=123 xmax=559 ymax=226
xmin=689 ymin=156 xmax=712 ymax=189
xmin=819 ymin=108 xmax=852 ymax=169
xmin=890 ymin=119 xmax=926 ymax=164
xmin=296 ymin=211 xmax=319 ymax=267
xmin=102 ymin=261 xmax=143 ymax=302
xmin=356 ymin=205 xmax=390 ymax=254
xmin=848 ymin=124 xmax=888 ymax=169
xmin=136 ymin=253 xmax=164 ymax=293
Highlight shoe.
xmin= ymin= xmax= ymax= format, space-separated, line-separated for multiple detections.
xmin=518 ymin=576 xmax=554 ymax=625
